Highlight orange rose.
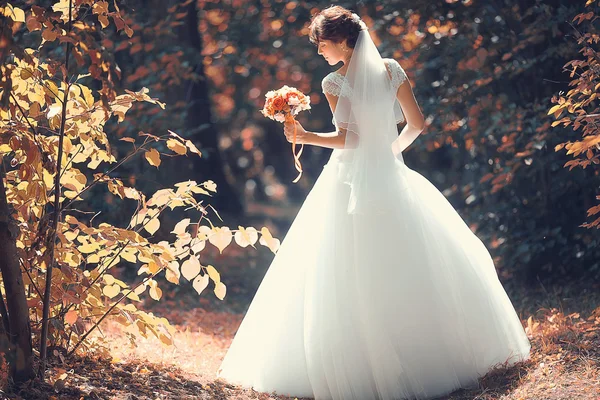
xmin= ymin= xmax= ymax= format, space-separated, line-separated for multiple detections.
xmin=272 ymin=96 xmax=286 ymax=110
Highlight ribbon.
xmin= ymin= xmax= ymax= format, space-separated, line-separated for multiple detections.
xmin=286 ymin=114 xmax=304 ymax=183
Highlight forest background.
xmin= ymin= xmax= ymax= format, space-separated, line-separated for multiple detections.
xmin=0 ymin=0 xmax=599 ymax=399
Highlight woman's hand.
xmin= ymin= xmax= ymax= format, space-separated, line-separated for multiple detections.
xmin=284 ymin=120 xmax=311 ymax=144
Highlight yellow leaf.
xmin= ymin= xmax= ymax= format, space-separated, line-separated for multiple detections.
xmin=259 ymin=227 xmax=280 ymax=253
xmin=79 ymin=84 xmax=94 ymax=107
xmin=167 ymin=129 xmax=184 ymax=140
xmin=126 ymin=291 xmax=140 ymax=302
xmin=547 ymin=104 xmax=562 ymax=115
xmin=52 ymin=0 xmax=77 ymax=22
xmin=3 ymin=5 xmax=26 ymax=23
xmin=202 ymin=180 xmax=217 ymax=192
xmin=137 ymin=249 xmax=154 ymax=263
xmin=208 ymin=227 xmax=232 ymax=253
xmin=145 ymin=217 xmax=160 ymax=235
xmin=191 ymin=186 xmax=209 ymax=195
xmin=134 ymin=283 xmax=147 ymax=296
xmin=78 ymin=242 xmax=99 ymax=254
xmin=98 ymin=14 xmax=109 ymax=28
xmin=192 ymin=273 xmax=209 ymax=295
xmin=190 ymin=238 xmax=206 ymax=254
xmin=172 ymin=218 xmax=190 ymax=236
xmin=63 ymin=190 xmax=80 ymax=199
xmin=47 ymin=102 xmax=63 ymax=119
xmin=64 ymin=230 xmax=78 ymax=242
xmin=103 ymin=274 xmax=115 ymax=285
xmin=166 ymin=139 xmax=187 ymax=155
xmin=146 ymin=261 xmax=161 ymax=274
xmin=149 ymin=280 xmax=162 ymax=301
xmin=234 ymin=226 xmax=258 ymax=248
xmin=147 ymin=189 xmax=173 ymax=207
xmin=121 ymin=248 xmax=137 ymax=263
xmin=138 ymin=265 xmax=153 ymax=276
xmin=206 ymin=265 xmax=220 ymax=284
xmin=165 ymin=261 xmax=180 ymax=284
xmin=130 ymin=208 xmax=148 ymax=228
xmin=214 ymin=281 xmax=226 ymax=300
xmin=20 ymin=68 xmax=34 ymax=80
xmin=144 ymin=148 xmax=161 ymax=168
xmin=196 ymin=225 xmax=212 ymax=241
xmin=45 ymin=80 xmax=59 ymax=100
xmin=186 ymin=140 xmax=202 ymax=156
xmin=181 ymin=256 xmax=201 ymax=281
xmin=159 ymin=333 xmax=173 ymax=346
xmin=103 ymin=284 xmax=121 ymax=299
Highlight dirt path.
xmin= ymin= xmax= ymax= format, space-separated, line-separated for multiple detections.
xmin=24 ymin=300 xmax=596 ymax=400
xmin=7 ymin=250 xmax=600 ymax=400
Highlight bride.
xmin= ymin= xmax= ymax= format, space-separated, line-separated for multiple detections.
xmin=217 ymin=6 xmax=530 ymax=400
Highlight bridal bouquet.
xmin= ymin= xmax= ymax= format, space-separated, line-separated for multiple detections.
xmin=260 ymin=86 xmax=311 ymax=183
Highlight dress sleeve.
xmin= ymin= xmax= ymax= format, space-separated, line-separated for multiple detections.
xmin=384 ymin=59 xmax=408 ymax=90
xmin=321 ymin=73 xmax=342 ymax=97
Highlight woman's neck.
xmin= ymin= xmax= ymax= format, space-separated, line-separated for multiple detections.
xmin=338 ymin=51 xmax=353 ymax=74
xmin=342 ymin=51 xmax=353 ymax=65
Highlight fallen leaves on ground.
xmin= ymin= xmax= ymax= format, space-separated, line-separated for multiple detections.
xmin=3 ymin=250 xmax=599 ymax=400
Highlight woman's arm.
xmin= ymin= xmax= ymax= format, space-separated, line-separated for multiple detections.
xmin=284 ymin=91 xmax=357 ymax=149
xmin=391 ymin=74 xmax=425 ymax=156
xmin=284 ymin=123 xmax=348 ymax=149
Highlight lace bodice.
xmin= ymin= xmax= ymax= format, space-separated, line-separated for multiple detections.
xmin=321 ymin=58 xmax=407 ymax=98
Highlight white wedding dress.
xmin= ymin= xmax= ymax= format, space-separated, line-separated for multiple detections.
xmin=217 ymin=58 xmax=531 ymax=400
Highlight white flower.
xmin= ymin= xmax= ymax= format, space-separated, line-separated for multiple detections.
xmin=274 ymin=113 xmax=286 ymax=122
xmin=352 ymin=13 xmax=368 ymax=31
xmin=288 ymin=97 xmax=300 ymax=106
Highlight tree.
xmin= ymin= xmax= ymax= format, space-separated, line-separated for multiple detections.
xmin=551 ymin=1 xmax=600 ymax=229
xmin=0 ymin=163 xmax=33 ymax=382
xmin=0 ymin=0 xmax=279 ymax=382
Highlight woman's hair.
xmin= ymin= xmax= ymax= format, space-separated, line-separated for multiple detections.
xmin=308 ymin=6 xmax=362 ymax=48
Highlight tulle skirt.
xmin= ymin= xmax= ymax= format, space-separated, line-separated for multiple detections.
xmin=217 ymin=152 xmax=531 ymax=400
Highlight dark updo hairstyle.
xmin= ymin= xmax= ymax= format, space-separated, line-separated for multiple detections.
xmin=308 ymin=6 xmax=362 ymax=49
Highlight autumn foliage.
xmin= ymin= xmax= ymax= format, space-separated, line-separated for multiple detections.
xmin=0 ymin=0 xmax=599 ymax=393
xmin=0 ymin=0 xmax=279 ymax=380
xmin=551 ymin=0 xmax=600 ymax=229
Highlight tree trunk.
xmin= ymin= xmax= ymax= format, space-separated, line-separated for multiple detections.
xmin=178 ymin=1 xmax=243 ymax=217
xmin=0 ymin=163 xmax=33 ymax=382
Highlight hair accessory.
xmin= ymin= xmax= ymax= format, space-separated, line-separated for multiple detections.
xmin=351 ymin=13 xmax=368 ymax=31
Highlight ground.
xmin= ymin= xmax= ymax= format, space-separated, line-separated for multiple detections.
xmin=3 ymin=245 xmax=600 ymax=400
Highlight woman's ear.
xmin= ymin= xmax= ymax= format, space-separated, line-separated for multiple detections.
xmin=339 ymin=39 xmax=349 ymax=52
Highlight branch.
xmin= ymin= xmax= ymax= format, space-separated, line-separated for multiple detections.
xmin=61 ymin=140 xmax=154 ymax=211
xmin=67 ymin=270 xmax=161 ymax=357
xmin=39 ymin=0 xmax=73 ymax=380
xmin=9 ymin=92 xmax=45 ymax=156
xmin=19 ymin=258 xmax=42 ymax=299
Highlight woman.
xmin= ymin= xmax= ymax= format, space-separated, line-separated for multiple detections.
xmin=217 ymin=6 xmax=530 ymax=400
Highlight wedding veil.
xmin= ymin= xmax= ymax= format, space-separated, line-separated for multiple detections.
xmin=332 ymin=18 xmax=408 ymax=215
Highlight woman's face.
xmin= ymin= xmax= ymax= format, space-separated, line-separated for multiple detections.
xmin=317 ymin=39 xmax=348 ymax=65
